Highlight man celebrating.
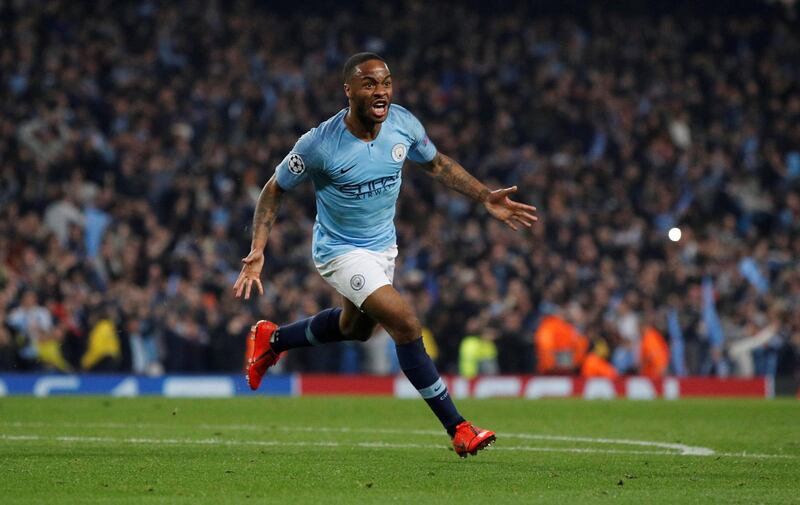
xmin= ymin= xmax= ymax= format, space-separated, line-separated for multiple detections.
xmin=233 ymin=52 xmax=537 ymax=457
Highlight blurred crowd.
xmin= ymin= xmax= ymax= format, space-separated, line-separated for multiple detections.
xmin=2 ymin=0 xmax=799 ymax=380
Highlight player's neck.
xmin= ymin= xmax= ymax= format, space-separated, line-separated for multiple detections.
xmin=344 ymin=109 xmax=381 ymax=141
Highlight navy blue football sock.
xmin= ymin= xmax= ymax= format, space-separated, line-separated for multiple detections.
xmin=271 ymin=308 xmax=344 ymax=353
xmin=396 ymin=338 xmax=465 ymax=436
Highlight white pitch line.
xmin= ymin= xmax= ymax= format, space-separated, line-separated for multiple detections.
xmin=499 ymin=433 xmax=715 ymax=456
xmin=0 ymin=421 xmax=715 ymax=456
xmin=0 ymin=434 xmax=675 ymax=456
xmin=253 ymin=425 xmax=715 ymax=456
xmin=0 ymin=422 xmax=794 ymax=459
xmin=0 ymin=433 xmax=794 ymax=459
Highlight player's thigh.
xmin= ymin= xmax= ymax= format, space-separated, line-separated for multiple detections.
xmin=361 ymin=285 xmax=421 ymax=344
xmin=339 ymin=294 xmax=378 ymax=341
xmin=315 ymin=247 xmax=403 ymax=340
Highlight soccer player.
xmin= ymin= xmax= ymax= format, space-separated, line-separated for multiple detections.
xmin=233 ymin=52 xmax=537 ymax=457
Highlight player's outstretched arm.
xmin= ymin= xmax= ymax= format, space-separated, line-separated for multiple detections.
xmin=233 ymin=174 xmax=285 ymax=299
xmin=419 ymin=152 xmax=538 ymax=231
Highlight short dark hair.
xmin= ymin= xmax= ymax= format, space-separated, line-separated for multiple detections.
xmin=342 ymin=52 xmax=386 ymax=82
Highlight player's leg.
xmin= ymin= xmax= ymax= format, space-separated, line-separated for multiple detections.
xmin=362 ymin=285 xmax=496 ymax=456
xmin=338 ymin=295 xmax=378 ymax=342
xmin=269 ymin=295 xmax=375 ymax=351
xmin=361 ymin=285 xmax=460 ymax=430
xmin=266 ymin=248 xmax=385 ymax=352
xmin=245 ymin=301 xmax=374 ymax=390
xmin=245 ymin=254 xmax=381 ymax=390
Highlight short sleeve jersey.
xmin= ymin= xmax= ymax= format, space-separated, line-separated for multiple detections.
xmin=274 ymin=104 xmax=437 ymax=264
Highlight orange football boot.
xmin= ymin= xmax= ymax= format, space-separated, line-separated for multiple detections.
xmin=451 ymin=421 xmax=496 ymax=458
xmin=245 ymin=320 xmax=282 ymax=390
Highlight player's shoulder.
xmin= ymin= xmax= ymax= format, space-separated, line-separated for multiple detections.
xmin=313 ymin=109 xmax=348 ymax=140
xmin=389 ymin=103 xmax=425 ymax=130
xmin=299 ymin=109 xmax=347 ymax=153
xmin=389 ymin=103 xmax=417 ymax=121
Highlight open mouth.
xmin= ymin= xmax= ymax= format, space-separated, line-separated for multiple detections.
xmin=371 ymin=100 xmax=388 ymax=118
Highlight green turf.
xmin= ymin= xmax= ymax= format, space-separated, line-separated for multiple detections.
xmin=1 ymin=396 xmax=799 ymax=504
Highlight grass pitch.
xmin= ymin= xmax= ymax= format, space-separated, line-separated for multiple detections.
xmin=2 ymin=396 xmax=799 ymax=504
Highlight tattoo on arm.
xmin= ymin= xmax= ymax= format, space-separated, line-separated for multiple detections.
xmin=421 ymin=153 xmax=491 ymax=202
xmin=250 ymin=175 xmax=284 ymax=251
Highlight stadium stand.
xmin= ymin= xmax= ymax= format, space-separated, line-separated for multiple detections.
xmin=1 ymin=0 xmax=798 ymax=383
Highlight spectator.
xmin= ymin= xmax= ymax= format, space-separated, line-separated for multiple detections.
xmin=534 ymin=313 xmax=588 ymax=375
xmin=640 ymin=326 xmax=670 ymax=379
xmin=7 ymin=290 xmax=70 ymax=372
xmin=459 ymin=319 xmax=499 ymax=379
xmin=611 ymin=296 xmax=642 ymax=374
xmin=727 ymin=302 xmax=784 ymax=378
xmin=580 ymin=353 xmax=618 ymax=379
xmin=81 ymin=311 xmax=121 ymax=372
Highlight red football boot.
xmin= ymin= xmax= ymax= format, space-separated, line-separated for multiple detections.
xmin=451 ymin=421 xmax=496 ymax=458
xmin=245 ymin=320 xmax=282 ymax=390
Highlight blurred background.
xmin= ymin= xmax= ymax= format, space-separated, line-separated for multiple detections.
xmin=1 ymin=0 xmax=799 ymax=387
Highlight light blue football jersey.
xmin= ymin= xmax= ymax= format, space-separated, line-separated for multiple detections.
xmin=274 ymin=104 xmax=437 ymax=264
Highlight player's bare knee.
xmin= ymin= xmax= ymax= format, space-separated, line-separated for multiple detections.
xmin=340 ymin=312 xmax=375 ymax=342
xmin=341 ymin=322 xmax=370 ymax=342
xmin=390 ymin=316 xmax=421 ymax=344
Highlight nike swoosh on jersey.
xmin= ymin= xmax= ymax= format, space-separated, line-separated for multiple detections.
xmin=340 ymin=165 xmax=356 ymax=174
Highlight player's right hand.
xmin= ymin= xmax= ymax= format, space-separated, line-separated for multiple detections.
xmin=233 ymin=250 xmax=265 ymax=300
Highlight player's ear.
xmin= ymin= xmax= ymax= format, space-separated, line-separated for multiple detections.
xmin=344 ymin=83 xmax=351 ymax=99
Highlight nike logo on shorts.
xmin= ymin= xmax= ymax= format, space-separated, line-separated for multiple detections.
xmin=340 ymin=165 xmax=356 ymax=174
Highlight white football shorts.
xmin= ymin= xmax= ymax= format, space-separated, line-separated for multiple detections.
xmin=315 ymin=245 xmax=398 ymax=309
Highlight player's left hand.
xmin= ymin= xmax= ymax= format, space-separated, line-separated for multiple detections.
xmin=484 ymin=186 xmax=538 ymax=231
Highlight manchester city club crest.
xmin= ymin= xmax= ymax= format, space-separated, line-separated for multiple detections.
xmin=288 ymin=153 xmax=305 ymax=174
xmin=391 ymin=143 xmax=407 ymax=162
xmin=350 ymin=274 xmax=365 ymax=291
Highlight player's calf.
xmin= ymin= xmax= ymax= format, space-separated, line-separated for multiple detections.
xmin=270 ymin=307 xmax=345 ymax=351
